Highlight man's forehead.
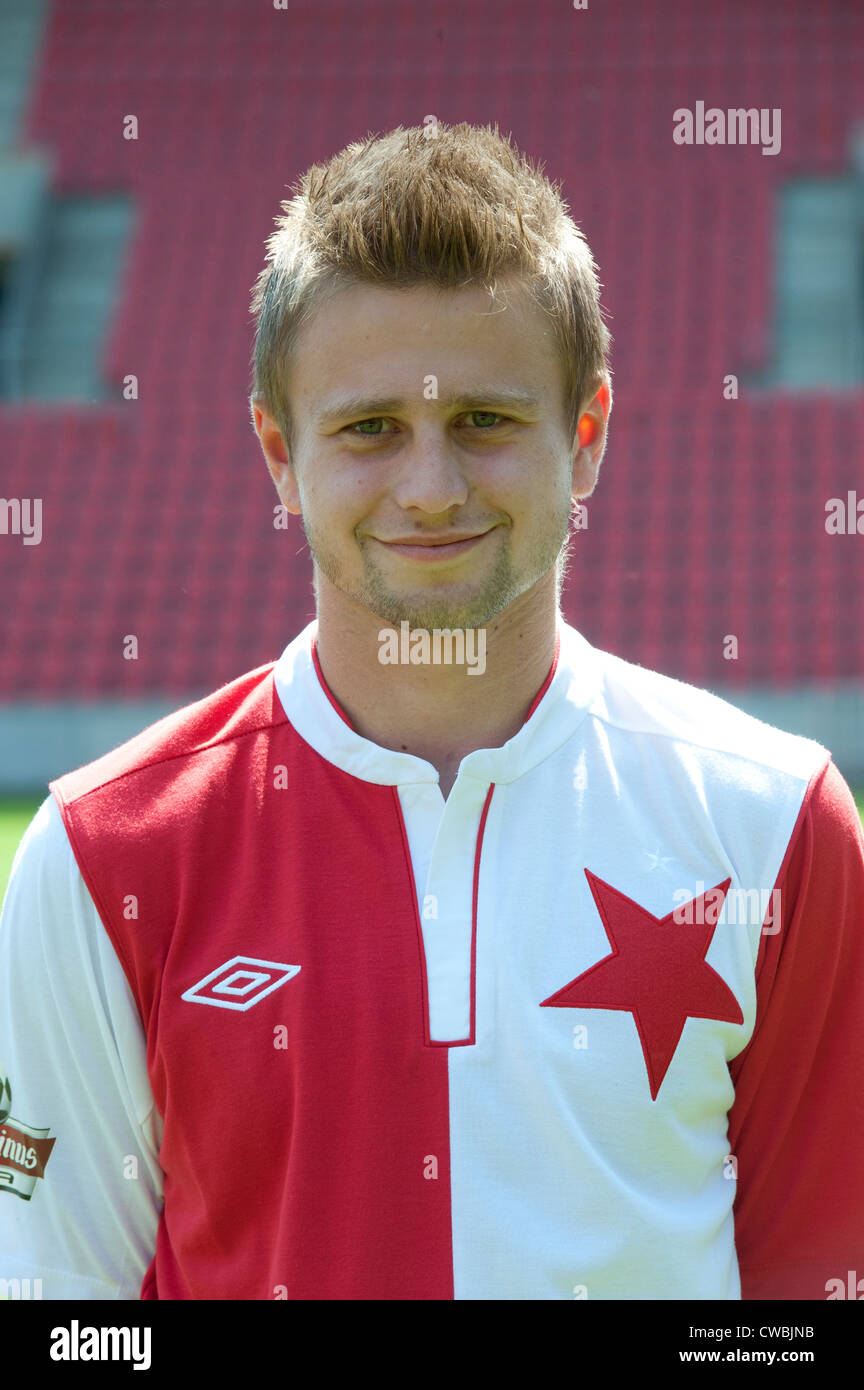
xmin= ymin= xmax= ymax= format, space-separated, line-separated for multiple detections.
xmin=298 ymin=271 xmax=550 ymax=344
xmin=291 ymin=276 xmax=562 ymax=418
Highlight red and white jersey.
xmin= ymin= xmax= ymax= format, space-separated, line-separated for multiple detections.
xmin=1 ymin=616 xmax=863 ymax=1300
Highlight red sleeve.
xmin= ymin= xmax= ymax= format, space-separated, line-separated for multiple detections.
xmin=727 ymin=757 xmax=864 ymax=1299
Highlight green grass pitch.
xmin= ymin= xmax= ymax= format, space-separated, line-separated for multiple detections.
xmin=0 ymin=797 xmax=44 ymax=904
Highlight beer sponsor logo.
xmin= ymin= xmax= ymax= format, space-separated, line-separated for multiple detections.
xmin=181 ymin=955 xmax=301 ymax=1011
xmin=0 ymin=1067 xmax=56 ymax=1202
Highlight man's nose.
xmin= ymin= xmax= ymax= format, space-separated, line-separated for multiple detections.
xmin=388 ymin=430 xmax=471 ymax=513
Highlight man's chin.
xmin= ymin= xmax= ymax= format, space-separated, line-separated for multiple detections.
xmin=355 ymin=585 xmax=515 ymax=633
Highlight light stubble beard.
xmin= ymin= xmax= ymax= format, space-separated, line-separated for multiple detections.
xmin=301 ymin=504 xmax=575 ymax=631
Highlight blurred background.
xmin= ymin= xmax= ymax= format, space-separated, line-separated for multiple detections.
xmin=0 ymin=0 xmax=862 ymax=889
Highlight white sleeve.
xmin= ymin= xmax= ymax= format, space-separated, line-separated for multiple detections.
xmin=0 ymin=795 xmax=163 ymax=1300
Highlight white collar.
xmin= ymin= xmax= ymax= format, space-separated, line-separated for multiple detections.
xmin=273 ymin=616 xmax=600 ymax=787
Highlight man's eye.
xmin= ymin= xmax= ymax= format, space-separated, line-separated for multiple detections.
xmin=349 ymin=418 xmax=391 ymax=436
xmin=465 ymin=411 xmax=504 ymax=428
xmin=346 ymin=412 xmax=505 ymax=436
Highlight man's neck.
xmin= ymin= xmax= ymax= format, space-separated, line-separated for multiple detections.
xmin=312 ymin=575 xmax=560 ymax=795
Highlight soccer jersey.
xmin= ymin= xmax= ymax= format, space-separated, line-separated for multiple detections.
xmin=1 ymin=616 xmax=863 ymax=1300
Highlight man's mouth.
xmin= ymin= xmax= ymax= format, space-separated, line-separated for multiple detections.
xmin=372 ymin=530 xmax=494 ymax=561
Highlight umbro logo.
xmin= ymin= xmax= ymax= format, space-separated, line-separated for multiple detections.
xmin=181 ymin=956 xmax=301 ymax=1011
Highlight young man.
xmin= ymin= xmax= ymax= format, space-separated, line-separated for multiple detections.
xmin=1 ymin=122 xmax=862 ymax=1301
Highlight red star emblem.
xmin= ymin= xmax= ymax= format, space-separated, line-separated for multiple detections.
xmin=540 ymin=869 xmax=743 ymax=1100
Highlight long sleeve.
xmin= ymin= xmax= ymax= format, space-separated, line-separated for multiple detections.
xmin=727 ymin=758 xmax=864 ymax=1299
xmin=0 ymin=796 xmax=163 ymax=1299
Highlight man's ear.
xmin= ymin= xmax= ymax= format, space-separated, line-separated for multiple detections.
xmin=251 ymin=399 xmax=302 ymax=515
xmin=571 ymin=378 xmax=612 ymax=501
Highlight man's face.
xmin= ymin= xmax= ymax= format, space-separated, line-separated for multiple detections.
xmin=255 ymin=275 xmax=607 ymax=631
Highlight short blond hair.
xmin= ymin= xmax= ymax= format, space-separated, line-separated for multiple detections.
xmin=249 ymin=120 xmax=612 ymax=451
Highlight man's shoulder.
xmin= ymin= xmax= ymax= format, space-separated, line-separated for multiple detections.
xmin=51 ymin=659 xmax=286 ymax=808
xmin=584 ymin=640 xmax=830 ymax=784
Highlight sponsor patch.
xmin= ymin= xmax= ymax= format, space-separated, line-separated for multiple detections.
xmin=0 ymin=1069 xmax=56 ymax=1202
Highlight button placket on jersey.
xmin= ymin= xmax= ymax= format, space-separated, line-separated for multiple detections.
xmin=399 ymin=776 xmax=491 ymax=1045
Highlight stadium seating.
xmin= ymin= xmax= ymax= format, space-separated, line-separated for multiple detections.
xmin=0 ymin=0 xmax=861 ymax=697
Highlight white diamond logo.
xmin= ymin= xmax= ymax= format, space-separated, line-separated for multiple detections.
xmin=182 ymin=956 xmax=301 ymax=1011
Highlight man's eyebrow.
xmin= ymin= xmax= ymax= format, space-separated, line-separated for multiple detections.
xmin=313 ymin=388 xmax=545 ymax=427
